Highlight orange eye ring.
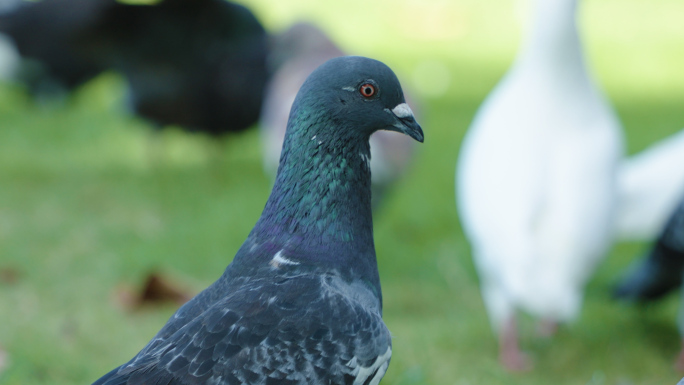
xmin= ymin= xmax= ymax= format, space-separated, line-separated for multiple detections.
xmin=359 ymin=83 xmax=376 ymax=98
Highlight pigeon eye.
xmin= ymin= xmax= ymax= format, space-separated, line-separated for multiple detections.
xmin=359 ymin=83 xmax=376 ymax=98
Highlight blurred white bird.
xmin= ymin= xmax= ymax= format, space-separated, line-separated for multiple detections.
xmin=260 ymin=22 xmax=418 ymax=208
xmin=615 ymin=129 xmax=684 ymax=241
xmin=456 ymin=0 xmax=624 ymax=370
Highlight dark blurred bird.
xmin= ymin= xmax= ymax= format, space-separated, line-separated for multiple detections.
xmin=260 ymin=22 xmax=419 ymax=208
xmin=615 ymin=128 xmax=684 ymax=241
xmin=614 ymin=194 xmax=684 ymax=369
xmin=89 ymin=0 xmax=269 ymax=135
xmin=1 ymin=0 xmax=269 ymax=136
xmin=614 ymin=195 xmax=684 ymax=301
xmin=91 ymin=56 xmax=423 ymax=385
xmin=457 ymin=0 xmax=623 ymax=371
xmin=0 ymin=0 xmax=113 ymax=97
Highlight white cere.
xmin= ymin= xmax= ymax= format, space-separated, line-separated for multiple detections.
xmin=391 ymin=103 xmax=414 ymax=119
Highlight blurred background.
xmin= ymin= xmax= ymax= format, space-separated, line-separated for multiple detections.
xmin=0 ymin=0 xmax=682 ymax=384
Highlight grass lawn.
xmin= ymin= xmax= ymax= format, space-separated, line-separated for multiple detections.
xmin=1 ymin=0 xmax=683 ymax=384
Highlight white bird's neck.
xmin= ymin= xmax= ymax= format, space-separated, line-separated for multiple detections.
xmin=517 ymin=0 xmax=585 ymax=76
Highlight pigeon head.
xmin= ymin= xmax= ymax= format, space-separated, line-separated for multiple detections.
xmin=249 ymin=56 xmax=422 ymax=272
xmin=289 ymin=55 xmax=423 ymax=144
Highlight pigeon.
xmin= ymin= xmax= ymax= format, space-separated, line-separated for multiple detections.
xmin=614 ymin=194 xmax=684 ymax=369
xmin=91 ymin=56 xmax=423 ymax=385
xmin=260 ymin=22 xmax=419 ymax=208
xmin=456 ymin=0 xmax=623 ymax=371
xmin=615 ymin=129 xmax=684 ymax=241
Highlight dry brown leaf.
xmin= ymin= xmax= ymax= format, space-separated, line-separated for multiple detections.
xmin=114 ymin=272 xmax=193 ymax=311
xmin=0 ymin=267 xmax=20 ymax=285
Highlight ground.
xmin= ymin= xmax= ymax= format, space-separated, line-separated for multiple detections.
xmin=0 ymin=0 xmax=683 ymax=384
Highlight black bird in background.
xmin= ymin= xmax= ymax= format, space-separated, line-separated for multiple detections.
xmin=0 ymin=0 xmax=269 ymax=136
xmin=614 ymin=194 xmax=684 ymax=369
xmin=614 ymin=195 xmax=684 ymax=301
xmin=0 ymin=0 xmax=112 ymax=97
xmin=88 ymin=0 xmax=269 ymax=135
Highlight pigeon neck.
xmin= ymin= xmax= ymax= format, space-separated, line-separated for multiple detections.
xmin=517 ymin=0 xmax=585 ymax=75
xmin=251 ymin=104 xmax=376 ymax=266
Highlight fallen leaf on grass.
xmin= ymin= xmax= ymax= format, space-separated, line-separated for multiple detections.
xmin=114 ymin=272 xmax=194 ymax=311
xmin=0 ymin=267 xmax=20 ymax=285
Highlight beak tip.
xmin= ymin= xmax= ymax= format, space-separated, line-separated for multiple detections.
xmin=410 ymin=128 xmax=424 ymax=143
xmin=405 ymin=123 xmax=424 ymax=143
xmin=387 ymin=105 xmax=424 ymax=143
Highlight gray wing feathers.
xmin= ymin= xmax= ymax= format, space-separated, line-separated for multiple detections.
xmin=99 ymin=275 xmax=390 ymax=385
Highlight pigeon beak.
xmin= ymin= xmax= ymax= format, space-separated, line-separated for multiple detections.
xmin=386 ymin=103 xmax=424 ymax=143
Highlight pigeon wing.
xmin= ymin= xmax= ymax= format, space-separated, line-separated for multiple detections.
xmin=96 ymin=274 xmax=391 ymax=385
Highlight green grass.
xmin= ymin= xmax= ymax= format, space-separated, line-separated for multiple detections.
xmin=1 ymin=0 xmax=683 ymax=384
